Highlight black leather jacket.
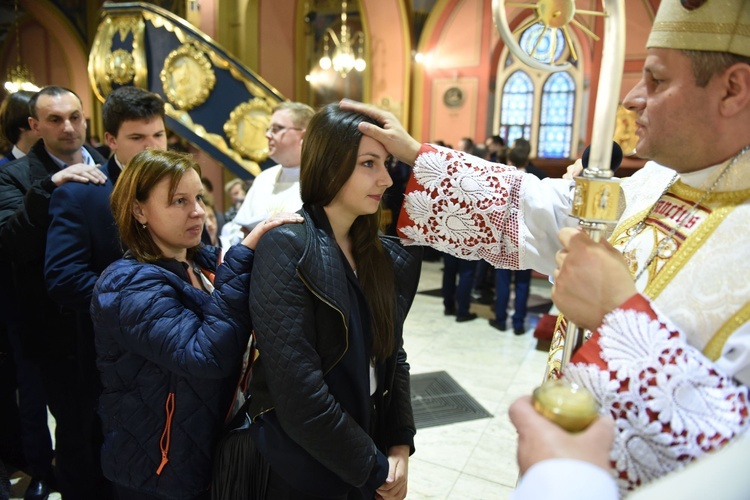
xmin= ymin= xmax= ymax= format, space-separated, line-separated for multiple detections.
xmin=247 ymin=204 xmax=421 ymax=495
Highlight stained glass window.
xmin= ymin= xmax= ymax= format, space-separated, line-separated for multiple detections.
xmin=538 ymin=72 xmax=575 ymax=158
xmin=500 ymin=70 xmax=533 ymax=147
xmin=494 ymin=17 xmax=582 ymax=160
xmin=519 ymin=23 xmax=565 ymax=64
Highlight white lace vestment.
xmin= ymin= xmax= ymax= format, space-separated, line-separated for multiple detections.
xmin=398 ymin=144 xmax=750 ymax=494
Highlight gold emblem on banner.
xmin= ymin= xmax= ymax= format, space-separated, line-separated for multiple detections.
xmin=88 ymin=14 xmax=147 ymax=102
xmin=160 ymin=43 xmax=216 ymax=110
xmin=106 ymin=49 xmax=136 ymax=85
xmin=223 ymin=99 xmax=273 ymax=162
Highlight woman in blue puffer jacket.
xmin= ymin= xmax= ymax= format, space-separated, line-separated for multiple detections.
xmin=90 ymin=149 xmax=301 ymax=500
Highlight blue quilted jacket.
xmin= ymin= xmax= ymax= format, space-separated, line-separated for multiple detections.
xmin=90 ymin=244 xmax=254 ymax=499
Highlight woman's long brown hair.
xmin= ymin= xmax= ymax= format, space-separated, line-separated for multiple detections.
xmin=299 ymin=104 xmax=396 ymax=361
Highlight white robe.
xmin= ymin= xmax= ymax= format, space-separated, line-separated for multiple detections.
xmin=220 ymin=164 xmax=302 ymax=247
xmin=398 ymin=144 xmax=750 ymax=493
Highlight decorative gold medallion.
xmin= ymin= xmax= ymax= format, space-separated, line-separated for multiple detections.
xmin=657 ymin=237 xmax=677 ymax=259
xmin=88 ymin=14 xmax=147 ymax=102
xmin=160 ymin=43 xmax=216 ymax=110
xmin=223 ymin=99 xmax=273 ymax=162
xmin=105 ymin=49 xmax=136 ymax=85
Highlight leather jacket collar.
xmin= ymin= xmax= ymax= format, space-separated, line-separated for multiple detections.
xmin=297 ymin=204 xmax=352 ymax=324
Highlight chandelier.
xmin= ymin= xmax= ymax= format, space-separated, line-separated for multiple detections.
xmin=319 ymin=0 xmax=366 ymax=78
xmin=4 ymin=0 xmax=40 ymax=94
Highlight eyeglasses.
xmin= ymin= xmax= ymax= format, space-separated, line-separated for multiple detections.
xmin=265 ymin=125 xmax=304 ymax=135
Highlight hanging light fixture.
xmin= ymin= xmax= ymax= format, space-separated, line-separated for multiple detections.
xmin=4 ymin=0 xmax=40 ymax=94
xmin=319 ymin=0 xmax=366 ymax=78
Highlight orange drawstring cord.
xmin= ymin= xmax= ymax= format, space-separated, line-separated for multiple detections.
xmin=156 ymin=392 xmax=175 ymax=475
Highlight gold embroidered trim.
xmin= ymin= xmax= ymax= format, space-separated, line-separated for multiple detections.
xmin=670 ymin=180 xmax=750 ymax=205
xmin=645 ymin=204 xmax=736 ymax=299
xmin=544 ymin=314 xmax=567 ymax=381
xmin=704 ymin=303 xmax=750 ymax=361
xmin=654 ymin=21 xmax=750 ymax=37
xmin=609 ymin=207 xmax=654 ymax=244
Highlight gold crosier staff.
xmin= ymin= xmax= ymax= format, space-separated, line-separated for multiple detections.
xmin=492 ymin=0 xmax=626 ymax=427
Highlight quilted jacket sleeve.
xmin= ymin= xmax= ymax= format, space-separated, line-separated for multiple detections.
xmin=381 ymin=241 xmax=421 ymax=453
xmin=91 ymin=244 xmax=254 ymax=379
xmin=386 ymin=345 xmax=416 ymax=451
xmin=249 ymin=226 xmax=386 ymax=489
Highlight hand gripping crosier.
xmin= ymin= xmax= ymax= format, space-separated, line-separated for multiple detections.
xmin=493 ymin=0 xmax=626 ymax=431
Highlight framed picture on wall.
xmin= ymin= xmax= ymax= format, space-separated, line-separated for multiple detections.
xmin=443 ymin=86 xmax=464 ymax=108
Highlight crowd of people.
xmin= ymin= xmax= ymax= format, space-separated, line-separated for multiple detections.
xmin=0 ymin=0 xmax=749 ymax=498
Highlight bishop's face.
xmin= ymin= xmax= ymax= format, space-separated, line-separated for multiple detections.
xmin=623 ymin=48 xmax=723 ymax=173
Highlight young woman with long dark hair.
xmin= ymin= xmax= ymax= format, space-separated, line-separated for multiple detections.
xmin=244 ymin=104 xmax=421 ymax=500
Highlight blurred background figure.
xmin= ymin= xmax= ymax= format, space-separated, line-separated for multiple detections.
xmin=0 ymin=90 xmax=36 ymax=164
xmin=223 ymin=177 xmax=249 ymax=223
xmin=203 ymin=195 xmax=221 ymax=247
xmin=485 ymin=135 xmax=507 ymax=164
xmin=201 ymin=176 xmax=225 ymax=242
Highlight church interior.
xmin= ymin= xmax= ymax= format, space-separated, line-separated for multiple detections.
xmin=1 ymin=0 xmax=660 ymax=211
xmin=1 ymin=1 xmax=669 ymax=498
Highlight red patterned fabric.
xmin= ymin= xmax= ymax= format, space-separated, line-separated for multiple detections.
xmin=397 ymin=144 xmax=525 ymax=269
xmin=565 ymin=294 xmax=750 ymax=494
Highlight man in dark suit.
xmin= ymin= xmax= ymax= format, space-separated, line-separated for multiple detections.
xmin=0 ymin=86 xmax=108 ymax=498
xmin=0 ymin=89 xmax=54 ymax=500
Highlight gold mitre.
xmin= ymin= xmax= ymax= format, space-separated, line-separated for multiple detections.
xmin=647 ymin=0 xmax=750 ymax=57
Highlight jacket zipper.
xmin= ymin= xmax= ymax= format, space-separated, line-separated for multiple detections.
xmin=156 ymin=392 xmax=175 ymax=475
xmin=296 ymin=269 xmax=349 ymax=376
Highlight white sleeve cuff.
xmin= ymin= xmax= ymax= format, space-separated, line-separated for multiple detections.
xmin=511 ymin=459 xmax=617 ymax=500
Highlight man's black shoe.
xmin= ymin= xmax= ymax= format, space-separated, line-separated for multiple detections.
xmin=456 ymin=313 xmax=478 ymax=323
xmin=24 ymin=478 xmax=51 ymax=500
xmin=444 ymin=306 xmax=456 ymax=316
xmin=489 ymin=319 xmax=507 ymax=331
xmin=513 ymin=327 xmax=526 ymax=335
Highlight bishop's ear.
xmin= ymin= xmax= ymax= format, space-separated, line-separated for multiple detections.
xmin=720 ymin=63 xmax=750 ymax=117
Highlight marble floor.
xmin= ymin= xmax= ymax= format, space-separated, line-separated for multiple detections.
xmin=404 ymin=260 xmax=551 ymax=500
xmin=9 ymin=259 xmax=553 ymax=500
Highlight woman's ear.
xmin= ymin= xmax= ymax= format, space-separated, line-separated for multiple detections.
xmin=132 ymin=201 xmax=146 ymax=225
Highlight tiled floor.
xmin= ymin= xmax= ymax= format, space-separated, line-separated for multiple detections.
xmin=8 ymin=259 xmax=552 ymax=499
xmin=404 ymin=260 xmax=551 ymax=499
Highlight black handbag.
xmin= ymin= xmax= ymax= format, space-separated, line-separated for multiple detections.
xmin=211 ymin=338 xmax=269 ymax=500
xmin=210 ymin=395 xmax=270 ymax=500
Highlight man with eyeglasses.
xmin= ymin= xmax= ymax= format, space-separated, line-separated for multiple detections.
xmin=221 ymin=102 xmax=314 ymax=246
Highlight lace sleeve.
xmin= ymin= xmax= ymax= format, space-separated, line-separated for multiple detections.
xmin=396 ymin=144 xmax=575 ymax=273
xmin=565 ymin=294 xmax=750 ymax=494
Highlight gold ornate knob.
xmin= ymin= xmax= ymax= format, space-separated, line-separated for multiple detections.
xmin=532 ymin=379 xmax=599 ymax=432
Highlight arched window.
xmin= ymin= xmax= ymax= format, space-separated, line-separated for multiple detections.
xmin=519 ymin=23 xmax=565 ymax=64
xmin=500 ymin=71 xmax=533 ymax=147
xmin=493 ymin=21 xmax=584 ymax=160
xmin=539 ymin=72 xmax=575 ymax=158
